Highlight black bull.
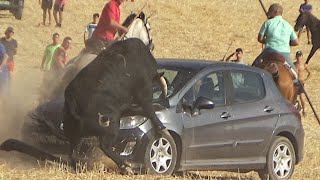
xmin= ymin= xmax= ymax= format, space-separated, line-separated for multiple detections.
xmin=63 ymin=38 xmax=166 ymax=172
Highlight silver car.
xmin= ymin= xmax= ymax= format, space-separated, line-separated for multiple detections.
xmin=116 ymin=58 xmax=304 ymax=180
xmin=22 ymin=58 xmax=304 ymax=180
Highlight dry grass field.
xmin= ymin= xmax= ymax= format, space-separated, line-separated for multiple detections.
xmin=0 ymin=0 xmax=319 ymax=179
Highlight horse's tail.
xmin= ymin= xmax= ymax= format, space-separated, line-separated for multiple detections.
xmin=0 ymin=139 xmax=70 ymax=165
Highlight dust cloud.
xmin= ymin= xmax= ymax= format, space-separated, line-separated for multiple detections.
xmin=0 ymin=69 xmax=42 ymax=143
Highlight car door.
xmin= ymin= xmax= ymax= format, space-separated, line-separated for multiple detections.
xmin=226 ymin=70 xmax=280 ymax=159
xmin=181 ymin=71 xmax=234 ymax=163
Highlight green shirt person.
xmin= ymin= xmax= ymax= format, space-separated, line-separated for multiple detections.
xmin=40 ymin=33 xmax=61 ymax=71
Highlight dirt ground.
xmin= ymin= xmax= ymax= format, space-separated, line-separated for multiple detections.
xmin=0 ymin=0 xmax=319 ymax=179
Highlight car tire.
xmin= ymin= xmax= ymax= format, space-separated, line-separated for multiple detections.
xmin=143 ymin=131 xmax=177 ymax=175
xmin=258 ymin=136 xmax=296 ymax=180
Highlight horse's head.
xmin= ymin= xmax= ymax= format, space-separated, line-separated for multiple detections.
xmin=121 ymin=11 xmax=154 ymax=52
xmin=294 ymin=11 xmax=312 ymax=31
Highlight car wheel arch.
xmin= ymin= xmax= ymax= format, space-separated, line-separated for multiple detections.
xmin=259 ymin=135 xmax=296 ymax=180
xmin=277 ymin=131 xmax=299 ymax=164
xmin=169 ymin=130 xmax=182 ymax=171
xmin=143 ymin=129 xmax=178 ymax=175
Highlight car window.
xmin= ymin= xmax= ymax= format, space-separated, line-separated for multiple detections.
xmin=183 ymin=71 xmax=225 ymax=106
xmin=153 ymin=68 xmax=197 ymax=100
xmin=230 ymin=71 xmax=265 ymax=103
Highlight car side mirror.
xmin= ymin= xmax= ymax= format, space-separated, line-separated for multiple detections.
xmin=192 ymin=96 xmax=215 ymax=116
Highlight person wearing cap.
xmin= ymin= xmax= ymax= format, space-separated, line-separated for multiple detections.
xmin=0 ymin=27 xmax=18 ymax=80
xmin=298 ymin=0 xmax=312 ymax=44
xmin=253 ymin=3 xmax=299 ymax=74
xmin=294 ymin=50 xmax=311 ymax=116
xmin=92 ymin=0 xmax=134 ymax=41
xmin=84 ymin=13 xmax=100 ymax=44
xmin=225 ymin=48 xmax=246 ymax=64
xmin=39 ymin=0 xmax=53 ymax=26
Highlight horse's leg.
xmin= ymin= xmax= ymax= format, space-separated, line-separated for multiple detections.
xmin=99 ymin=135 xmax=133 ymax=174
xmin=299 ymin=95 xmax=306 ymax=115
xmin=305 ymin=46 xmax=318 ymax=64
xmin=306 ymin=27 xmax=311 ymax=44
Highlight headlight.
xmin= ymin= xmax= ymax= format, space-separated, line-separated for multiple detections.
xmin=120 ymin=115 xmax=148 ymax=129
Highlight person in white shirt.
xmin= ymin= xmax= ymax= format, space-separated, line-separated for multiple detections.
xmin=84 ymin=13 xmax=100 ymax=44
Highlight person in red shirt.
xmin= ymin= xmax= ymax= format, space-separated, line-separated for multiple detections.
xmin=92 ymin=0 xmax=134 ymax=40
xmin=52 ymin=36 xmax=72 ymax=74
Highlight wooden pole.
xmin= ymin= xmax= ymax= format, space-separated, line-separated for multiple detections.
xmin=301 ymin=86 xmax=320 ymax=125
xmin=258 ymin=0 xmax=268 ymax=18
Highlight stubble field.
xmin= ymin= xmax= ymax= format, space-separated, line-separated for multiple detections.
xmin=0 ymin=0 xmax=319 ymax=179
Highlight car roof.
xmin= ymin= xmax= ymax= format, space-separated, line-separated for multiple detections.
xmin=157 ymin=58 xmax=217 ymax=71
xmin=156 ymin=58 xmax=259 ymax=72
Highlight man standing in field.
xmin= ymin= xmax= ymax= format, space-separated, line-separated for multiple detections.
xmin=39 ymin=33 xmax=60 ymax=103
xmin=84 ymin=13 xmax=100 ymax=44
xmin=40 ymin=33 xmax=60 ymax=71
xmin=39 ymin=0 xmax=53 ymax=26
xmin=92 ymin=0 xmax=134 ymax=41
xmin=0 ymin=27 xmax=17 ymax=82
xmin=0 ymin=42 xmax=8 ymax=97
xmin=53 ymin=0 xmax=66 ymax=27
xmin=51 ymin=36 xmax=72 ymax=75
xmin=294 ymin=51 xmax=311 ymax=116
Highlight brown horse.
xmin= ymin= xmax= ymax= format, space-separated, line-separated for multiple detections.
xmin=254 ymin=52 xmax=298 ymax=103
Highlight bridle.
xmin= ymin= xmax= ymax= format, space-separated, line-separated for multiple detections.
xmin=122 ymin=16 xmax=154 ymax=51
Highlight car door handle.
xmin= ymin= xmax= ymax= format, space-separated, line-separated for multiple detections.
xmin=220 ymin=112 xmax=231 ymax=119
xmin=264 ymin=106 xmax=274 ymax=113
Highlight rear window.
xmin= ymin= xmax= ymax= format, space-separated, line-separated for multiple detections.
xmin=230 ymin=71 xmax=266 ymax=103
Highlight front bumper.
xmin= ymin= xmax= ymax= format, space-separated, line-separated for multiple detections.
xmin=115 ymin=119 xmax=154 ymax=170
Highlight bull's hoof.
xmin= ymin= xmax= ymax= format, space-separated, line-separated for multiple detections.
xmin=120 ymin=166 xmax=134 ymax=175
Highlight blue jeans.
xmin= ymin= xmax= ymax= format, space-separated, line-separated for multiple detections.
xmin=0 ymin=66 xmax=9 ymax=95
xmin=252 ymin=48 xmax=296 ymax=71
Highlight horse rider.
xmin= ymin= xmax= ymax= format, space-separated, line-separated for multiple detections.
xmin=86 ymin=0 xmax=134 ymax=53
xmin=91 ymin=0 xmax=134 ymax=41
xmin=252 ymin=3 xmax=299 ymax=79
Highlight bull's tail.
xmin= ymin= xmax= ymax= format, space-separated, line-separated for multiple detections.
xmin=0 ymin=139 xmax=70 ymax=165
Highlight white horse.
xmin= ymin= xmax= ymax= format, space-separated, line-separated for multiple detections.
xmin=41 ymin=12 xmax=154 ymax=102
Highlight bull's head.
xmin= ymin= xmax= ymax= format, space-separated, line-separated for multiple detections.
xmin=98 ymin=112 xmax=111 ymax=127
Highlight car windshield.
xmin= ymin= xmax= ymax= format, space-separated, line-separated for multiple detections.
xmin=153 ymin=67 xmax=197 ymax=100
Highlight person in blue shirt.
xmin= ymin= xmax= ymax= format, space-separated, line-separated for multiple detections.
xmin=0 ymin=42 xmax=9 ymax=95
xmin=298 ymin=0 xmax=312 ymax=44
xmin=253 ymin=3 xmax=299 ymax=75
